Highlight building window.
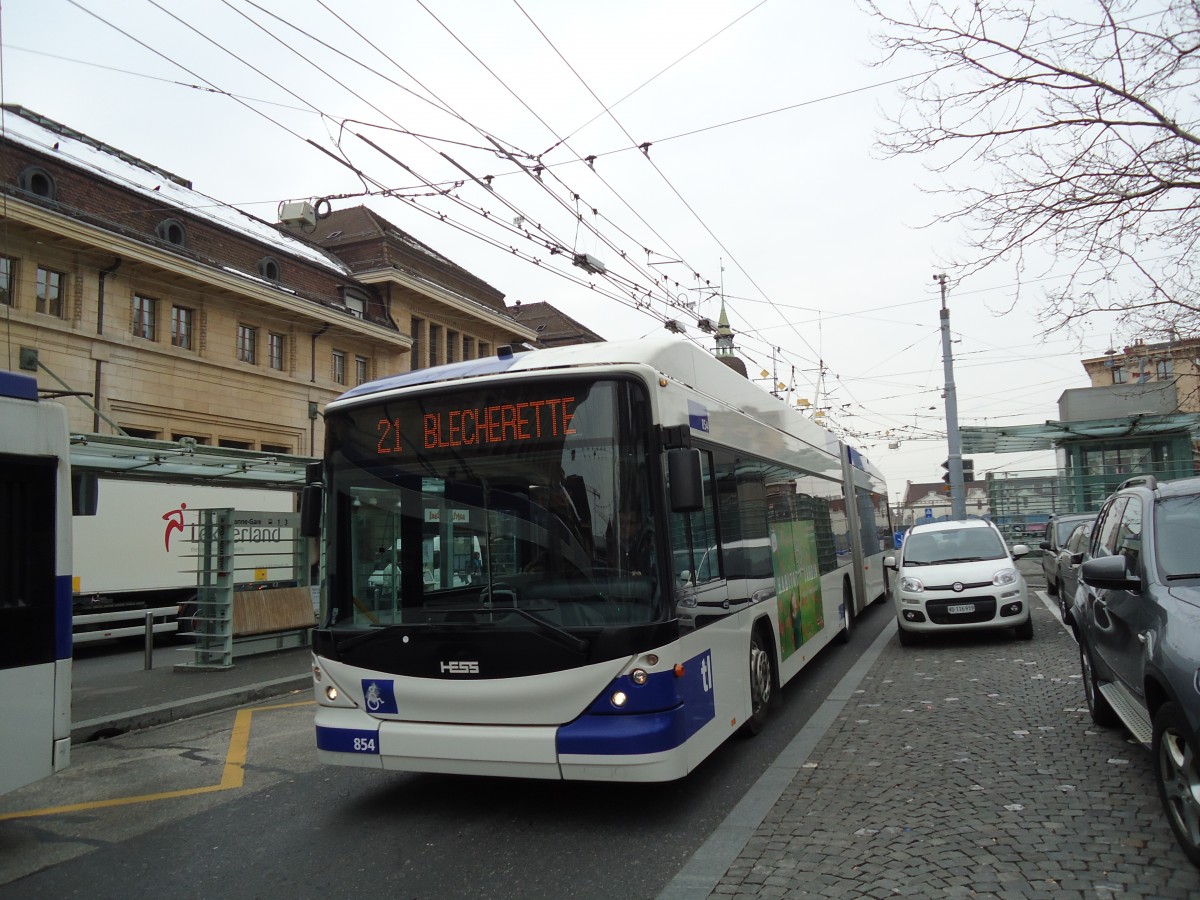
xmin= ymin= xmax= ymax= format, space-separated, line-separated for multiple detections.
xmin=261 ymin=443 xmax=291 ymax=454
xmin=447 ymin=330 xmax=458 ymax=363
xmin=1156 ymin=359 xmax=1172 ymax=380
xmin=155 ymin=218 xmax=188 ymax=247
xmin=340 ymin=286 xmax=369 ymax=318
xmin=429 ymin=325 xmax=441 ymax=367
xmin=332 ymin=350 xmax=346 ymax=385
xmin=463 ymin=335 xmax=473 ymax=360
xmin=237 ymin=324 xmax=257 ymax=364
xmin=479 ymin=341 xmax=490 ymax=358
xmin=355 ymin=355 xmax=368 ymax=385
xmin=122 ymin=426 xmax=160 ymax=439
xmin=257 ymin=257 xmax=281 ymax=281
xmin=1111 ymin=365 xmax=1126 ymax=384
xmin=35 ymin=267 xmax=65 ymax=317
xmin=171 ymin=305 xmax=194 ymax=349
xmin=219 ymin=438 xmax=253 ymax=450
xmin=18 ymin=166 xmax=56 ymax=200
xmin=268 ymin=333 xmax=285 ymax=371
xmin=411 ymin=317 xmax=424 ymax=370
xmin=132 ymin=294 xmax=157 ymax=340
xmin=0 ymin=256 xmax=15 ymax=306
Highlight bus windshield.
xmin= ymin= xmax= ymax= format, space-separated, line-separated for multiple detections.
xmin=324 ymin=376 xmax=662 ymax=631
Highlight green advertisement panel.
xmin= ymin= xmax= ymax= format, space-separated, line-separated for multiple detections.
xmin=772 ymin=520 xmax=824 ymax=660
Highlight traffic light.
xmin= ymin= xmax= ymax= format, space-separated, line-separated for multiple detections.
xmin=941 ymin=458 xmax=975 ymax=484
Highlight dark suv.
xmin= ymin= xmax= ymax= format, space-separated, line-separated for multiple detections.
xmin=1074 ymin=475 xmax=1200 ymax=866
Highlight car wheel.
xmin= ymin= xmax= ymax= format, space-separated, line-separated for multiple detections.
xmin=897 ymin=624 xmax=919 ymax=647
xmin=743 ymin=626 xmax=776 ymax=736
xmin=1079 ymin=639 xmax=1119 ymax=727
xmin=1152 ymin=702 xmax=1200 ymax=867
xmin=1046 ymin=573 xmax=1058 ymax=597
xmin=1014 ymin=615 xmax=1034 ymax=641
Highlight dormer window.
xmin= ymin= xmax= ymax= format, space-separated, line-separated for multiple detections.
xmin=156 ymin=218 xmax=188 ymax=247
xmin=257 ymin=256 xmax=281 ymax=281
xmin=18 ymin=166 xmax=56 ymax=200
xmin=339 ymin=285 xmax=369 ymax=319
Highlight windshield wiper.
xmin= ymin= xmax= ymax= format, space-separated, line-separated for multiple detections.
xmin=335 ymin=626 xmax=404 ymax=653
xmin=1166 ymin=573 xmax=1200 ymax=581
xmin=436 ymin=605 xmax=590 ymax=652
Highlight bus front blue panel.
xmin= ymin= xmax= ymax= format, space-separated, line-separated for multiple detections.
xmin=316 ymin=725 xmax=381 ymax=755
xmin=557 ymin=650 xmax=715 ymax=756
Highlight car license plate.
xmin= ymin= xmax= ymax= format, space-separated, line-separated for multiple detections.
xmin=947 ymin=603 xmax=975 ymax=615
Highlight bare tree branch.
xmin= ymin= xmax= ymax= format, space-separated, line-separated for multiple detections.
xmin=861 ymin=0 xmax=1200 ymax=340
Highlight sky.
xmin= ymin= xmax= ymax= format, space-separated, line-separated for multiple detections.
xmin=0 ymin=0 xmax=1129 ymax=501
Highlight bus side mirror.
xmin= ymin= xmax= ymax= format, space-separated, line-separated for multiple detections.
xmin=300 ymin=461 xmax=323 ymax=537
xmin=300 ymin=485 xmax=322 ymax=537
xmin=667 ymin=448 xmax=703 ymax=513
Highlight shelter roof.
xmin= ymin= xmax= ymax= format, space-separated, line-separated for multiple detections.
xmin=961 ymin=413 xmax=1200 ymax=454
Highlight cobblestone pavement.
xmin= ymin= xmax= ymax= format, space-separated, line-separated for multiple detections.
xmin=711 ymin=600 xmax=1199 ymax=898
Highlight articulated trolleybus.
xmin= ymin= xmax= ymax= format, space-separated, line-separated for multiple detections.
xmin=306 ymin=339 xmax=892 ymax=781
xmin=0 ymin=370 xmax=72 ymax=795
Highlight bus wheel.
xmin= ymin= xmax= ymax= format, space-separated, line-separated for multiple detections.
xmin=744 ymin=628 xmax=776 ymax=736
xmin=836 ymin=580 xmax=853 ymax=644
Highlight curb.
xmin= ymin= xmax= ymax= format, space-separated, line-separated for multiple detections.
xmin=70 ymin=674 xmax=312 ymax=744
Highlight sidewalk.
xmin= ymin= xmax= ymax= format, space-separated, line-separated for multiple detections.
xmin=70 ymin=643 xmax=312 ymax=744
xmin=664 ymin=594 xmax=1199 ymax=898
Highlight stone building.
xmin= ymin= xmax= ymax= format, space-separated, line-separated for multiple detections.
xmin=1080 ymin=336 xmax=1200 ymax=412
xmin=0 ymin=105 xmax=539 ymax=457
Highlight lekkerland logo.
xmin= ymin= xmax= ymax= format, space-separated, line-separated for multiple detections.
xmin=162 ymin=503 xmax=187 ymax=551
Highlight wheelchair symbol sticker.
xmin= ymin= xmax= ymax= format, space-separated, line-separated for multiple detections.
xmin=361 ymin=679 xmax=398 ymax=714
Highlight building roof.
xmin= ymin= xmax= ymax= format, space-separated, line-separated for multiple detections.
xmin=510 ymin=301 xmax=605 ymax=346
xmin=301 ymin=205 xmax=508 ymax=312
xmin=901 ymin=481 xmax=952 ymax=505
xmin=0 ymin=105 xmax=349 ymax=276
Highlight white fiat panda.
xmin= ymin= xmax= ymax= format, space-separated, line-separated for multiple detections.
xmin=885 ymin=519 xmax=1032 ymax=646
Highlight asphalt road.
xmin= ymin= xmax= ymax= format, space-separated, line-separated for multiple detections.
xmin=0 ymin=601 xmax=895 ymax=899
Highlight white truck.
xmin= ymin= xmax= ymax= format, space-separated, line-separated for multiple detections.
xmin=71 ymin=478 xmax=300 ymax=643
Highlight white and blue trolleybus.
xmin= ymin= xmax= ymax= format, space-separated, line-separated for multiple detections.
xmin=0 ymin=370 xmax=72 ymax=794
xmin=305 ymin=339 xmax=892 ymax=781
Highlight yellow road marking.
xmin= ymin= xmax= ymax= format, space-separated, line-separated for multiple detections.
xmin=0 ymin=700 xmax=314 ymax=821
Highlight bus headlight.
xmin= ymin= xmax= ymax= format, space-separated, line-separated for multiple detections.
xmin=630 ymin=668 xmax=648 ymax=685
xmin=611 ymin=690 xmax=628 ymax=708
xmin=325 ymin=685 xmax=339 ymax=702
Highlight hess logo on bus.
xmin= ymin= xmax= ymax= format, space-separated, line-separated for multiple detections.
xmin=440 ymin=660 xmax=480 ymax=674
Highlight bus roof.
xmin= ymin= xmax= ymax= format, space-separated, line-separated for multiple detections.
xmin=325 ymin=337 xmax=847 ymax=460
xmin=329 ymin=338 xmax=713 ymax=408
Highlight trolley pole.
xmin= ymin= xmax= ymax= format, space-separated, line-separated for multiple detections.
xmin=936 ymin=274 xmax=967 ymax=520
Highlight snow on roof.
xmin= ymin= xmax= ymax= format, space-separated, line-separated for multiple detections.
xmin=0 ymin=107 xmax=349 ymax=276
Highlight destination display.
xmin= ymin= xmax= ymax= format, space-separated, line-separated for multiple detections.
xmin=374 ymin=395 xmax=578 ymax=455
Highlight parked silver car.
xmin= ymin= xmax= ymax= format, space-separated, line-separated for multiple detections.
xmin=1039 ymin=512 xmax=1094 ymax=596
xmin=1051 ymin=519 xmax=1093 ymax=622
xmin=1074 ymin=475 xmax=1200 ymax=866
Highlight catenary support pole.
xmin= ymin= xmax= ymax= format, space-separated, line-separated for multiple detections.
xmin=936 ymin=274 xmax=967 ymax=520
